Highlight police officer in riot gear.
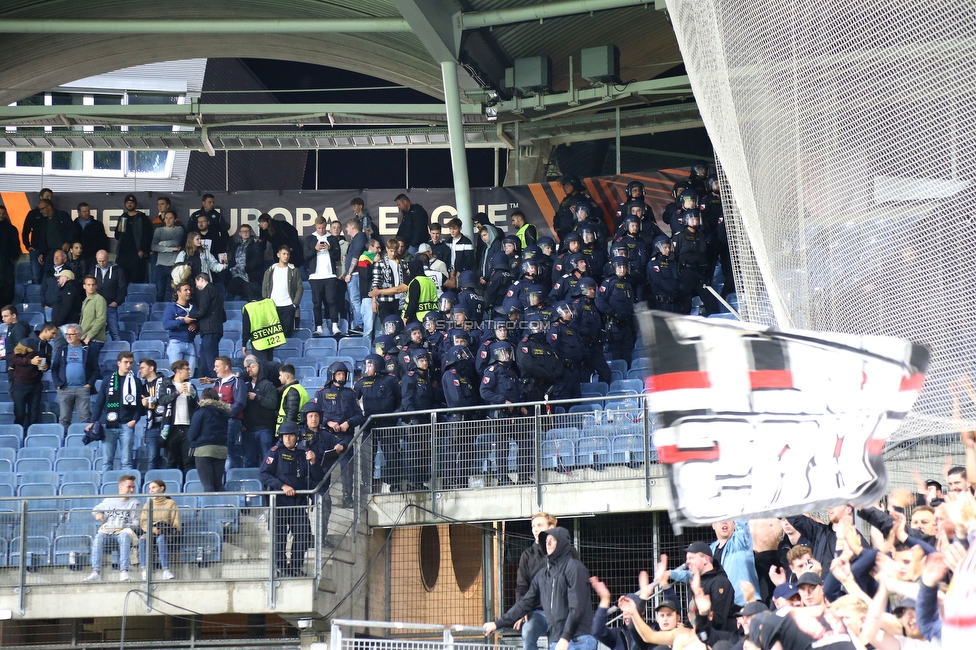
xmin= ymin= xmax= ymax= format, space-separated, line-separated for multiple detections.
xmin=485 ymin=251 xmax=515 ymax=316
xmin=662 ymin=181 xmax=688 ymax=234
xmin=480 ymin=341 xmax=528 ymax=486
xmin=647 ymin=236 xmax=680 ymax=312
xmin=578 ymin=223 xmax=606 ymax=283
xmin=477 ymin=319 xmax=512 ymax=375
xmin=595 ymin=257 xmax=637 ymax=366
xmin=670 ymin=211 xmax=721 ymax=316
xmin=456 ymin=270 xmax=486 ymax=324
xmin=701 ymin=175 xmax=734 ymax=296
xmin=548 ymin=301 xmax=585 ymax=400
xmin=313 ymin=361 xmax=364 ymax=509
xmin=523 ymin=284 xmax=554 ymax=328
xmin=671 ymin=188 xmax=701 ymax=235
xmin=441 ymin=344 xmax=478 ymax=489
xmin=521 ymin=245 xmax=552 ymax=292
xmin=396 ymin=322 xmax=429 ymax=379
xmin=354 ymin=354 xmax=400 ymax=492
xmin=260 ymin=422 xmax=324 ymax=577
xmin=549 ymin=253 xmax=588 ymax=303
xmin=399 ymin=349 xmax=439 ymax=490
xmin=572 ymin=277 xmax=611 ymax=384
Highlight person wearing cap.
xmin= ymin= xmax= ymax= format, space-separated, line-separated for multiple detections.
xmin=51 ymin=269 xmax=83 ymax=327
xmin=41 ymin=249 xmax=70 ymax=310
xmin=115 ymin=194 xmax=153 ymax=284
xmin=590 ymin=576 xmax=665 ymax=650
xmin=795 ymin=572 xmax=826 ymax=607
xmin=394 ymin=194 xmax=429 ymax=255
xmin=679 ymin=541 xmax=736 ymax=631
xmin=670 ymin=521 xmax=761 ymax=609
xmin=416 ymin=242 xmax=451 ymax=291
xmin=260 ymin=422 xmax=323 ymax=577
xmin=484 ymin=527 xmax=595 ymax=650
xmin=771 ymin=583 xmax=801 ymax=610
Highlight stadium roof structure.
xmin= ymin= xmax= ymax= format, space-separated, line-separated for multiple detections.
xmin=0 ymin=0 xmax=701 ymax=152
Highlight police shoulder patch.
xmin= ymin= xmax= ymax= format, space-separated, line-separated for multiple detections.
xmin=599 ymin=285 xmax=606 ymax=292
xmin=483 ymin=376 xmax=490 ymax=384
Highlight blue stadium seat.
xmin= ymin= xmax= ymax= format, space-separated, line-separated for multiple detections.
xmin=293 ymin=365 xmax=318 ymax=381
xmin=60 ymin=482 xmax=101 ymax=499
xmin=631 ymin=357 xmax=651 ymax=371
xmin=542 ymin=439 xmax=575 ymax=471
xmin=626 ymin=369 xmax=645 ymax=380
xmin=120 ymin=313 xmax=147 ymax=334
xmin=608 ymin=359 xmax=628 ymax=375
xmin=61 ymin=470 xmax=100 ymax=485
xmin=16 ymin=457 xmax=54 ymax=474
xmin=145 ymin=468 xmax=183 ymax=489
xmin=0 ymin=421 xmax=23 ymax=437
xmin=141 ymin=320 xmax=167 ymax=332
xmin=304 ymin=348 xmax=337 ymax=366
xmin=151 ymin=303 xmax=169 ymax=319
xmin=576 ymin=436 xmax=611 ymax=470
xmin=581 ymin=382 xmax=609 ymax=397
xmin=53 ymin=522 xmax=96 ymax=567
xmin=337 ymin=336 xmax=366 ymax=352
xmin=301 ymin=377 xmax=322 ymax=393
xmin=610 ymin=379 xmax=643 ymax=394
xmin=9 ymin=536 xmax=52 ymax=568
xmin=225 ymin=300 xmax=246 ymax=313
xmin=184 ymin=480 xmax=204 ymax=493
xmin=126 ymin=292 xmax=156 ymax=305
xmin=224 ymin=478 xmax=263 ymax=507
xmin=612 ymin=435 xmax=646 ymax=466
xmin=55 ymin=457 xmax=93 ymax=473
xmin=64 ymin=433 xmax=87 ymax=448
xmin=139 ymin=331 xmax=170 ymax=344
xmin=290 ymin=328 xmax=312 ymax=341
xmin=568 ymin=403 xmax=601 ymax=414
xmin=304 ymin=338 xmax=338 ymax=353
xmin=186 ymin=469 xmax=199 ymax=483
xmin=128 ymin=283 xmax=156 ymax=295
xmin=226 ymin=468 xmax=261 ymax=482
xmin=342 ymin=346 xmax=370 ymax=363
xmin=25 ymin=433 xmax=62 ymax=450
xmin=102 ymin=469 xmax=141 ymax=491
xmin=132 ymin=340 xmax=166 ymax=358
xmin=58 ymin=447 xmax=95 ymax=461
xmin=120 ymin=301 xmax=151 ymax=316
xmin=545 ymin=427 xmax=580 ymax=442
xmin=180 ymin=520 xmax=222 ymax=565
xmin=0 ymin=434 xmax=20 ymax=451
xmin=199 ymin=495 xmax=240 ymax=533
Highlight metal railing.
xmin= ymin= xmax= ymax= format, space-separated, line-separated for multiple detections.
xmin=361 ymin=393 xmax=658 ymax=512
xmin=330 ymin=619 xmax=507 ymax=650
xmin=0 ymin=445 xmax=367 ymax=615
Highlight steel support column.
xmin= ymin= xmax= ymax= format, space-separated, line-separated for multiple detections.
xmin=440 ymin=60 xmax=474 ymax=239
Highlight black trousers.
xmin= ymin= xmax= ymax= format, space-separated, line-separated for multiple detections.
xmin=275 ymin=305 xmax=296 ymax=338
xmin=194 ymin=454 xmax=225 ymax=492
xmin=273 ymin=499 xmax=312 ymax=571
xmin=376 ymin=301 xmax=399 ymax=324
xmin=166 ymin=425 xmax=194 ymax=474
xmin=310 ymin=278 xmax=343 ymax=327
xmin=11 ymin=381 xmax=42 ymax=430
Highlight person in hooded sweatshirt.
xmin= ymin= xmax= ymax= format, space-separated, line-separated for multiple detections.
xmin=484 ymin=526 xmax=596 ymax=650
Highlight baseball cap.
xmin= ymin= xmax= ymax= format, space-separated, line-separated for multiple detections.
xmin=893 ymin=598 xmax=916 ymax=614
xmin=123 ymin=193 xmax=137 ymax=204
xmin=278 ymin=422 xmax=300 ymax=436
xmin=795 ymin=571 xmax=822 ymax=587
xmin=417 ymin=243 xmax=432 ymax=254
xmin=772 ymin=583 xmax=799 ymax=600
xmin=735 ymin=602 xmax=769 ymax=617
xmin=925 ymin=479 xmax=943 ymax=491
xmin=57 ymin=269 xmax=75 ymax=280
xmin=655 ymin=599 xmax=679 ymax=613
xmin=686 ymin=541 xmax=713 ymax=557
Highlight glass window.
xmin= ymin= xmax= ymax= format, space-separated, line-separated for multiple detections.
xmin=16 ymin=151 xmax=42 ymax=167
xmin=0 ymin=151 xmax=5 ymax=167
xmin=52 ymin=151 xmax=83 ymax=170
xmin=51 ymin=92 xmax=83 ymax=106
xmin=128 ymin=150 xmax=168 ymax=174
xmin=125 ymin=93 xmax=174 ymax=174
xmin=94 ymin=151 xmax=121 ymax=170
xmin=18 ymin=94 xmax=44 ymax=107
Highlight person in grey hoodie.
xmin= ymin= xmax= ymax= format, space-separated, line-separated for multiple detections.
xmin=151 ymin=209 xmax=185 ymax=302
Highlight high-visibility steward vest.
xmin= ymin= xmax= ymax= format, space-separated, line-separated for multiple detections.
xmin=243 ymin=299 xmax=285 ymax=351
xmin=276 ymin=383 xmax=309 ymax=432
xmin=516 ymin=223 xmax=536 ymax=248
xmin=403 ymin=274 xmax=438 ymax=322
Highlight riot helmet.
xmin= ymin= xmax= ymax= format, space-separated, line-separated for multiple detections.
xmin=327 ymin=361 xmax=350 ymax=385
xmin=526 ymin=283 xmax=546 ymax=306
xmin=679 ymin=188 xmax=699 ymax=211
xmin=652 ymin=235 xmax=671 ymax=256
xmin=613 ymin=256 xmax=630 ymax=277
xmin=626 ymin=181 xmax=645 ymax=200
xmin=555 ymin=301 xmax=578 ymax=322
xmin=364 ymin=353 xmax=384 ymax=375
xmin=382 ymin=315 xmax=402 ymax=336
xmin=491 ymin=341 xmax=514 ymax=364
xmin=412 ymin=349 xmax=431 ymax=370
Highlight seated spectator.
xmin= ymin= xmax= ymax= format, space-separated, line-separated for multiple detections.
xmin=85 ymin=474 xmax=141 ymax=582
xmin=66 ymin=241 xmax=89 ymax=279
xmin=187 ymin=387 xmax=231 ymax=492
xmin=138 ymin=479 xmax=180 ymax=581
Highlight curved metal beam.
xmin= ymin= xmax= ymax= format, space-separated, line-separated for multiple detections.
xmin=461 ymin=0 xmax=650 ymax=29
xmin=0 ymin=18 xmax=411 ymax=33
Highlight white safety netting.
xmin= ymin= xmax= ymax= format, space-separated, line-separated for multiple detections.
xmin=666 ymin=0 xmax=976 ymax=441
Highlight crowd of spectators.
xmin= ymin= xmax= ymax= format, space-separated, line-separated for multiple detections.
xmin=485 ymin=436 xmax=976 ymax=650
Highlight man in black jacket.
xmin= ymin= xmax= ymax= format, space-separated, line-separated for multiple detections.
xmin=52 ymin=270 xmax=83 ymax=327
xmin=485 ymin=526 xmax=595 ymax=650
xmin=787 ymin=506 xmax=866 ymax=572
xmin=684 ymin=541 xmax=736 ymax=632
xmin=343 ymin=218 xmax=368 ymax=334
xmin=0 ymin=204 xmax=20 ymax=307
xmin=115 ymin=194 xmax=152 ymax=284
xmin=193 ymin=274 xmax=225 ymax=379
xmin=2 ymin=305 xmax=32 ymax=388
xmin=241 ymin=356 xmax=278 ymax=467
xmin=395 ymin=194 xmax=430 ymax=255
xmin=93 ymin=249 xmax=128 ymax=342
xmin=512 ymin=513 xmax=574 ymax=650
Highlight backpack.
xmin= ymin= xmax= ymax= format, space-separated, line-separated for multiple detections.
xmin=516 ymin=336 xmax=564 ymax=382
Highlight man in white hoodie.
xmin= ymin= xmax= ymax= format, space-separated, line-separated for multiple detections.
xmin=85 ymin=475 xmax=142 ymax=582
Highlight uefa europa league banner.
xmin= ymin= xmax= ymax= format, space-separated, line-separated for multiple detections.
xmin=1 ymin=169 xmax=690 ymax=253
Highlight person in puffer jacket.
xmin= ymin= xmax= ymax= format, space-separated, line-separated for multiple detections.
xmin=485 ymin=527 xmax=596 ymax=650
xmin=187 ymin=387 xmax=230 ymax=492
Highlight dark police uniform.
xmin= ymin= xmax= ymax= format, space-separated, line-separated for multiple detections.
xmin=441 ymin=348 xmax=478 ymax=488
xmin=480 ymin=350 xmax=530 ymax=485
xmin=595 ymin=272 xmax=637 ymax=365
xmin=572 ymin=289 xmax=611 ymax=384
xmin=670 ymin=227 xmax=720 ymax=315
xmin=547 ymin=319 xmax=584 ymax=400
xmin=399 ymin=360 xmax=439 ymax=488
xmin=647 ymin=254 xmax=681 ymax=312
xmin=313 ymin=380 xmax=364 ymax=508
xmin=259 ymin=435 xmax=324 ymax=576
xmin=354 ymin=367 xmax=401 ymax=490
